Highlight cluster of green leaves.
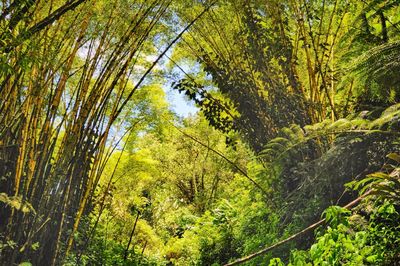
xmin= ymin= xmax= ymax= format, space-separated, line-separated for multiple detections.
xmin=270 ymin=200 xmax=400 ymax=266
xmin=160 ymin=172 xmax=280 ymax=266
xmin=348 ymin=153 xmax=400 ymax=205
xmin=66 ymin=222 xmax=160 ymax=266
xmin=268 ymin=154 xmax=400 ymax=266
xmin=172 ymin=78 xmax=237 ymax=133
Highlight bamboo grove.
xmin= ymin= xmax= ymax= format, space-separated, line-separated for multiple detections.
xmin=1 ymin=0 xmax=400 ymax=265
xmin=0 ymin=0 xmax=211 ymax=264
xmin=173 ymin=0 xmax=400 ymax=152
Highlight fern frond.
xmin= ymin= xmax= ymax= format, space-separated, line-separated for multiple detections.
xmin=353 ymin=41 xmax=400 ymax=87
xmin=259 ymin=104 xmax=400 ymax=164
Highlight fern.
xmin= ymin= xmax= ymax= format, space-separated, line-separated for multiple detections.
xmin=347 ymin=153 xmax=400 ymax=204
xmin=353 ymin=41 xmax=400 ymax=86
xmin=259 ymin=104 xmax=400 ymax=164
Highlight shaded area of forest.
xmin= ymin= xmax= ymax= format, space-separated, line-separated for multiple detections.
xmin=1 ymin=0 xmax=400 ymax=265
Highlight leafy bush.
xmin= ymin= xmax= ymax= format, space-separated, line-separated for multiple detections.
xmin=268 ymin=156 xmax=400 ymax=266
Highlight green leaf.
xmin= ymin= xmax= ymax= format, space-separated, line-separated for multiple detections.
xmin=366 ymin=255 xmax=378 ymax=263
xmin=387 ymin=153 xmax=400 ymax=163
xmin=31 ymin=242 xmax=40 ymax=251
xmin=18 ymin=262 xmax=32 ymax=266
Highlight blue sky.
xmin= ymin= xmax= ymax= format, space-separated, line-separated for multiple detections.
xmin=166 ymin=87 xmax=198 ymax=117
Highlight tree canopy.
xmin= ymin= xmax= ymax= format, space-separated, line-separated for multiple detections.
xmin=1 ymin=0 xmax=399 ymax=265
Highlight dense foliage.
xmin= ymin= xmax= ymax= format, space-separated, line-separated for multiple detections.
xmin=1 ymin=0 xmax=399 ymax=265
